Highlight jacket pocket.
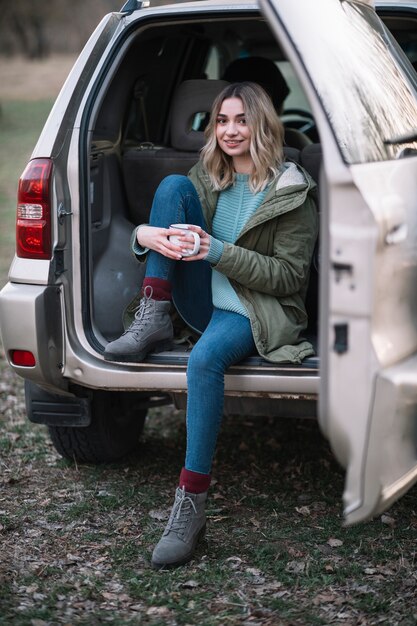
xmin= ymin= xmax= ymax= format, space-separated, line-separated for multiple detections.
xmin=280 ymin=294 xmax=308 ymax=325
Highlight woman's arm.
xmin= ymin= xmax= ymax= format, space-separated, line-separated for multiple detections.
xmin=131 ymin=224 xmax=210 ymax=261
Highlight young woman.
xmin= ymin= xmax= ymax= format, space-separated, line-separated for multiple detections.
xmin=104 ymin=82 xmax=318 ymax=569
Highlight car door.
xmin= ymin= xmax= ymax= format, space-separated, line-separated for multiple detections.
xmin=260 ymin=0 xmax=417 ymax=524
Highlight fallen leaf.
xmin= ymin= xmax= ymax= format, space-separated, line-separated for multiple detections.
xmin=149 ymin=509 xmax=169 ymax=521
xmin=102 ymin=592 xmax=118 ymax=601
xmin=33 ymin=593 xmax=46 ymax=601
xmin=146 ymin=606 xmax=171 ymax=616
xmin=181 ymin=579 xmax=200 ymax=589
xmin=376 ymin=565 xmax=395 ymax=576
xmin=253 ymin=581 xmax=282 ymax=596
xmin=295 ymin=506 xmax=311 ymax=516
xmin=285 ymin=560 xmax=307 ymax=574
xmin=274 ymin=590 xmax=290 ymax=599
xmin=210 ymin=515 xmax=230 ymax=522
xmin=118 ymin=594 xmax=132 ymax=602
xmin=313 ymin=592 xmax=345 ymax=606
xmin=288 ymin=546 xmax=305 ymax=558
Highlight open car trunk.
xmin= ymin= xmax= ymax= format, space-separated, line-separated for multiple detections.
xmin=81 ymin=8 xmax=321 ymax=413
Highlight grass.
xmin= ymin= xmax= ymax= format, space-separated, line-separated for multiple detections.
xmin=1 ymin=93 xmax=417 ymax=626
xmin=0 ymin=99 xmax=54 ymax=287
xmin=2 ymin=392 xmax=417 ymax=625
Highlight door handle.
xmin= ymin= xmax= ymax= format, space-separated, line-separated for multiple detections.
xmin=333 ymin=323 xmax=348 ymax=354
xmin=332 ymin=262 xmax=353 ymax=282
xmin=385 ymin=223 xmax=407 ymax=245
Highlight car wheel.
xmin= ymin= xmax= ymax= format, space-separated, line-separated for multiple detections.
xmin=47 ymin=390 xmax=147 ymax=463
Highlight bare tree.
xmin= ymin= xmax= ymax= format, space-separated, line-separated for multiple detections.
xmin=0 ymin=0 xmax=121 ymax=58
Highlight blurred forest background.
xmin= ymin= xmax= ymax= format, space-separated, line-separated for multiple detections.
xmin=0 ymin=0 xmax=122 ymax=58
xmin=0 ymin=0 xmax=122 ymax=282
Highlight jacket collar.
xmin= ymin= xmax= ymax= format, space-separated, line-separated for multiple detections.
xmin=192 ymin=159 xmax=317 ymax=227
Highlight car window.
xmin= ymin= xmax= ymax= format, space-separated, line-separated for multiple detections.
xmin=277 ymin=60 xmax=311 ymax=112
xmin=204 ymin=45 xmax=221 ymax=79
xmin=379 ymin=13 xmax=417 ymax=68
xmin=283 ymin=0 xmax=417 ymax=164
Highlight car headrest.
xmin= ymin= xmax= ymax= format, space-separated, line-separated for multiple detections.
xmin=222 ymin=56 xmax=289 ymax=111
xmin=170 ymin=79 xmax=228 ymax=151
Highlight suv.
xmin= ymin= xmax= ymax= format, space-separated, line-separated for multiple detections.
xmin=1 ymin=0 xmax=417 ymax=526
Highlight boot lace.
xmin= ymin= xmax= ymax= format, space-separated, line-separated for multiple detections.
xmin=124 ymin=286 xmax=155 ymax=336
xmin=164 ymin=487 xmax=197 ymax=539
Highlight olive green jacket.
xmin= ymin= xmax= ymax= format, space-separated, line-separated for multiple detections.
xmin=188 ymin=161 xmax=318 ymax=363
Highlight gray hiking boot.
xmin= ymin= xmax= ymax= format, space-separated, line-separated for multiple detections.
xmin=151 ymin=487 xmax=207 ymax=569
xmin=103 ymin=287 xmax=173 ymax=362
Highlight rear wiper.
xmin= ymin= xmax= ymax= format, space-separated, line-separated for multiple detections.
xmin=384 ymin=130 xmax=417 ymax=145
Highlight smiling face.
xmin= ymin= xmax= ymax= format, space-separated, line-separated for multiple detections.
xmin=215 ymin=96 xmax=253 ymax=173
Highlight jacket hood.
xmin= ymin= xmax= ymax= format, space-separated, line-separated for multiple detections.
xmin=269 ymin=161 xmax=316 ymax=197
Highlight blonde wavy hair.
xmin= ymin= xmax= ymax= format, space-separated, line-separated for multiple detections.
xmin=200 ymin=81 xmax=285 ymax=193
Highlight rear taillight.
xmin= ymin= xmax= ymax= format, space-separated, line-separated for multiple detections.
xmin=16 ymin=158 xmax=53 ymax=259
xmin=9 ymin=350 xmax=36 ymax=367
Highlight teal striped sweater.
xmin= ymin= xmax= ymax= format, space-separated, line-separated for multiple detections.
xmin=205 ymin=173 xmax=268 ymax=317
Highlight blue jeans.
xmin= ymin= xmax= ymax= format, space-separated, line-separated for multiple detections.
xmin=146 ymin=174 xmax=212 ymax=333
xmin=186 ymin=309 xmax=256 ymax=474
xmin=145 ymin=175 xmax=256 ymax=475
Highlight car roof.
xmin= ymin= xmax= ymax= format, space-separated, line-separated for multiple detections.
xmin=124 ymin=0 xmax=416 ymax=16
xmin=126 ymin=0 xmax=258 ymax=10
xmin=375 ymin=0 xmax=417 ymax=6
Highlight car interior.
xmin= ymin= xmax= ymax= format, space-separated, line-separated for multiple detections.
xmin=84 ymin=8 xmax=416 ymax=371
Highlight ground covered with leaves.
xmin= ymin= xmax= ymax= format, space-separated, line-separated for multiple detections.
xmin=1 ymin=349 xmax=416 ymax=626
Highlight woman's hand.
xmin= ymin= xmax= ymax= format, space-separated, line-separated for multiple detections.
xmin=136 ymin=225 xmax=210 ymax=261
xmin=180 ymin=225 xmax=210 ymax=262
xmin=137 ymin=225 xmax=183 ymax=260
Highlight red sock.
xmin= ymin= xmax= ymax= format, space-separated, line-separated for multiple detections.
xmin=179 ymin=467 xmax=211 ymax=494
xmin=142 ymin=277 xmax=172 ymax=301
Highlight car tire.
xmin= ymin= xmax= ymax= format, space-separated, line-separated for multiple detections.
xmin=47 ymin=390 xmax=147 ymax=464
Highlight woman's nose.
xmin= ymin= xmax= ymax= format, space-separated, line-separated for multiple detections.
xmin=225 ymin=122 xmax=238 ymax=135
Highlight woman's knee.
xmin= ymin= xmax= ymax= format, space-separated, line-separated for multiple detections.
xmin=187 ymin=345 xmax=209 ymax=377
xmin=155 ymin=175 xmax=194 ymax=200
xmin=187 ymin=341 xmax=220 ymax=378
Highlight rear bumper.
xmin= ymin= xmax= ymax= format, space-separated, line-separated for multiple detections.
xmin=0 ymin=282 xmax=66 ymax=392
xmin=0 ymin=282 xmax=319 ymax=408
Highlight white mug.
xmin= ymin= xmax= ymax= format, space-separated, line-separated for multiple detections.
xmin=169 ymin=223 xmax=200 ymax=257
